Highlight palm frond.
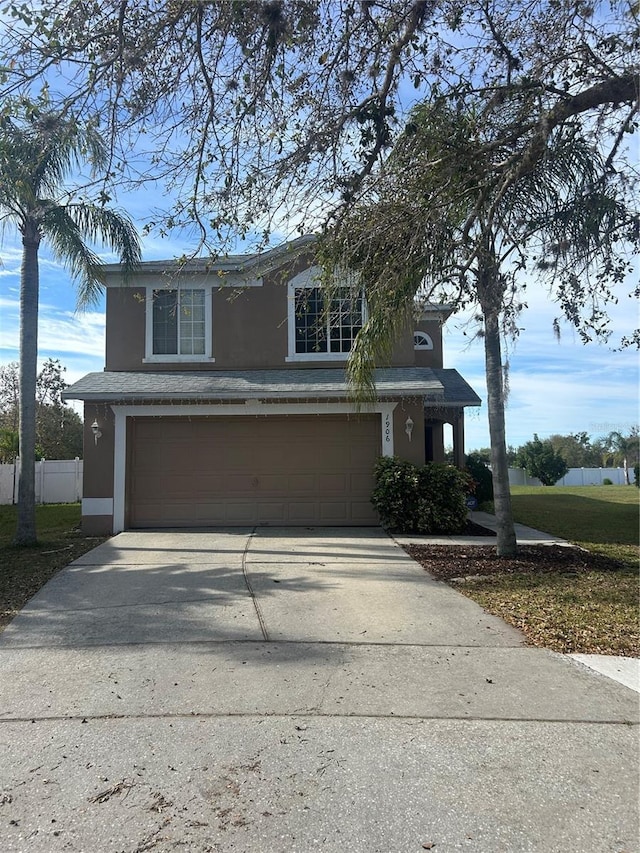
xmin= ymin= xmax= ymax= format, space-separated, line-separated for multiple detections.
xmin=0 ymin=103 xmax=108 ymax=203
xmin=64 ymin=203 xmax=141 ymax=278
xmin=41 ymin=203 xmax=140 ymax=307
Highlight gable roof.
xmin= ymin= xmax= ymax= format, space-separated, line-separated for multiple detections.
xmin=101 ymin=235 xmax=317 ymax=280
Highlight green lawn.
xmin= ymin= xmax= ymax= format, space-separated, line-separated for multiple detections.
xmin=462 ymin=485 xmax=639 ymax=655
xmin=510 ymin=484 xmax=638 ymax=544
xmin=0 ymin=503 xmax=105 ymax=631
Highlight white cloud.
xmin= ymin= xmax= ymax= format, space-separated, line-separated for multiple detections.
xmin=0 ymin=299 xmax=106 ymax=363
xmin=441 ymin=277 xmax=639 ymax=451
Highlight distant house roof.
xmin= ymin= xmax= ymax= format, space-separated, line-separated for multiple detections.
xmin=63 ymin=367 xmax=480 ymax=407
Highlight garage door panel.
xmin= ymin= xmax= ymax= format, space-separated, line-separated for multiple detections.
xmin=319 ymin=502 xmax=348 ymax=520
xmin=317 ymin=473 xmax=347 ymax=494
xmin=256 ymin=475 xmax=289 ymax=493
xmin=288 ymin=502 xmax=320 ymax=522
xmin=350 ymin=472 xmax=375 ymax=492
xmin=224 ymin=502 xmax=258 ymax=523
xmin=287 ymin=473 xmax=316 ymax=493
xmin=128 ymin=415 xmax=380 ymax=527
xmin=257 ymin=503 xmax=286 ymax=522
xmin=194 ymin=502 xmax=227 ymax=523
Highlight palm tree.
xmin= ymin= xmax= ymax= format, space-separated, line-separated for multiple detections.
xmin=0 ymin=100 xmax=140 ymax=544
xmin=607 ymin=430 xmax=639 ymax=485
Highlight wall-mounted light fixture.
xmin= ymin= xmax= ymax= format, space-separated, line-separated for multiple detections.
xmin=91 ymin=420 xmax=102 ymax=445
xmin=405 ymin=416 xmax=414 ymax=442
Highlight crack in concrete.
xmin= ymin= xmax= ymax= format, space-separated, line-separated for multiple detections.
xmin=241 ymin=529 xmax=269 ymax=642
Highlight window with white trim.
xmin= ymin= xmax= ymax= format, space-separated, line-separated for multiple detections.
xmin=414 ymin=330 xmax=434 ymax=350
xmin=287 ymin=267 xmax=365 ymax=361
xmin=145 ymin=286 xmax=214 ymax=362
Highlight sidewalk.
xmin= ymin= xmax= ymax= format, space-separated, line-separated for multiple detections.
xmin=392 ymin=510 xmax=569 ymax=545
xmin=394 ymin=513 xmax=640 ymax=695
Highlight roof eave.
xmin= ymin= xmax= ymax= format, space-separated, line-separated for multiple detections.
xmin=101 ymin=235 xmax=317 ymax=281
xmin=63 ymin=388 xmax=444 ymax=404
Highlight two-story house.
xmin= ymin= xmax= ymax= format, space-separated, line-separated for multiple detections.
xmin=64 ymin=236 xmax=480 ymax=534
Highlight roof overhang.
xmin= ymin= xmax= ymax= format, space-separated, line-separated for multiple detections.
xmin=101 ymin=235 xmax=317 ymax=283
xmin=63 ymin=367 xmax=481 ymax=408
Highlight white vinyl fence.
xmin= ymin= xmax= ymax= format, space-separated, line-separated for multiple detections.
xmin=0 ymin=460 xmax=633 ymax=503
xmin=0 ymin=458 xmax=83 ymax=505
xmin=508 ymin=467 xmax=636 ymax=487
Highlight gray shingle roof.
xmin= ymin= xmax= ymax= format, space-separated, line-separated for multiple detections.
xmin=63 ymin=367 xmax=480 ymax=407
xmin=101 ymin=235 xmax=316 ymax=278
xmin=431 ymin=369 xmax=482 ymax=406
xmin=63 ymin=367 xmax=480 ymax=406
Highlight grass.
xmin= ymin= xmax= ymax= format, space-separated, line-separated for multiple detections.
xmin=458 ymin=485 xmax=639 ymax=656
xmin=511 ymin=483 xmax=638 ymax=547
xmin=0 ymin=503 xmax=105 ymax=632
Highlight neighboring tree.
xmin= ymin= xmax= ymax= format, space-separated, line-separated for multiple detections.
xmin=0 ymin=428 xmax=19 ymax=463
xmin=471 ymin=446 xmax=518 ymax=467
xmin=548 ymin=432 xmax=601 ymax=468
xmin=0 ymin=359 xmax=83 ymax=461
xmin=0 ymin=99 xmax=140 ymax=545
xmin=0 ymin=361 xmax=20 ymax=432
xmin=605 ymin=428 xmax=640 ymax=485
xmin=516 ymin=434 xmax=569 ymax=486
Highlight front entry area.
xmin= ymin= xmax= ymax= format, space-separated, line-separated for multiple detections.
xmin=126 ymin=414 xmax=381 ymax=527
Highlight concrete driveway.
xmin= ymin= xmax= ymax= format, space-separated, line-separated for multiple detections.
xmin=0 ymin=528 xmax=638 ymax=852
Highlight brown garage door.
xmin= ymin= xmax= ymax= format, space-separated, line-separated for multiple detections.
xmin=127 ymin=414 xmax=380 ymax=527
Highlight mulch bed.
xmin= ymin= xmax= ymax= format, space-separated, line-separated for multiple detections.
xmin=403 ymin=543 xmax=629 ymax=581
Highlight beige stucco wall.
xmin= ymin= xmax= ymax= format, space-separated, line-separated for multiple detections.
xmin=392 ymin=399 xmax=426 ymax=465
xmin=82 ymin=404 xmax=115 ymax=498
xmin=81 ymin=403 xmax=116 ymax=535
xmin=413 ymin=318 xmax=445 ymax=368
xmin=105 ymin=287 xmax=146 ymax=370
xmin=104 ymin=257 xmax=421 ymax=371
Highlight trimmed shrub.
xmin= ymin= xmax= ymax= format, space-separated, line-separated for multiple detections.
xmin=602 ymin=477 xmax=614 ymax=485
xmin=464 ymin=452 xmax=494 ymax=504
xmin=371 ymin=456 xmax=473 ymax=534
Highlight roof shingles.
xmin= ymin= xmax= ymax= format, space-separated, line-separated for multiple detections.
xmin=63 ymin=367 xmax=480 ymax=407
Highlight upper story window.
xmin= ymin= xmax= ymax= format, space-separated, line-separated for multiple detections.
xmin=414 ymin=330 xmax=434 ymax=350
xmin=287 ymin=266 xmax=364 ymax=362
xmin=145 ymin=286 xmax=214 ymax=363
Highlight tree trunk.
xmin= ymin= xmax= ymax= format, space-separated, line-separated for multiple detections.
xmin=483 ymin=307 xmax=518 ymax=557
xmin=15 ymin=220 xmax=40 ymax=545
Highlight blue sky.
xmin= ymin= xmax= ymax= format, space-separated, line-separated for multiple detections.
xmin=1 ymin=214 xmax=637 ymax=452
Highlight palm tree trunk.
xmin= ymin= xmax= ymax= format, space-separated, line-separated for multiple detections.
xmin=483 ymin=307 xmax=518 ymax=557
xmin=15 ymin=221 xmax=40 ymax=545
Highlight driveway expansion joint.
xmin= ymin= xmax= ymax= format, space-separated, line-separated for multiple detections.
xmin=242 ymin=527 xmax=270 ymax=641
xmin=1 ymin=711 xmax=637 ymax=725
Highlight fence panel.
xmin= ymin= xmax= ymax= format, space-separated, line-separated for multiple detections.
xmin=509 ymin=467 xmax=635 ymax=487
xmin=0 ymin=459 xmax=83 ymax=505
xmin=0 ymin=464 xmax=15 ymax=504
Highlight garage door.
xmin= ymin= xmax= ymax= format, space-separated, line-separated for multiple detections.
xmin=127 ymin=414 xmax=380 ymax=527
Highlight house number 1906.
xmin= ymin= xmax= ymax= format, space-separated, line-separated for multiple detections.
xmin=384 ymin=414 xmax=391 ymax=442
